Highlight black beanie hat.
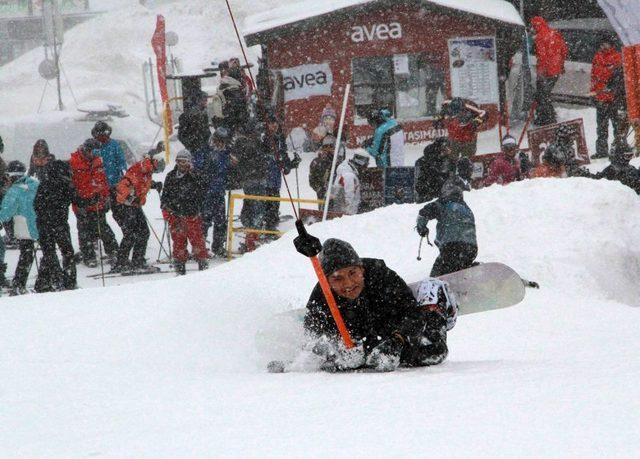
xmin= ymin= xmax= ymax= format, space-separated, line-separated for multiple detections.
xmin=320 ymin=239 xmax=362 ymax=275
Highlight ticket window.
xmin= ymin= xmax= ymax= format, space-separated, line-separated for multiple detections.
xmin=352 ymin=53 xmax=446 ymax=123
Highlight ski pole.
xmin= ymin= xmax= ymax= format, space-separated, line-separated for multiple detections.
xmin=417 ymin=237 xmax=424 ymax=261
xmin=95 ymin=214 xmax=106 ymax=287
xmin=144 ymin=213 xmax=172 ymax=261
xmin=517 ymin=101 xmax=537 ymax=149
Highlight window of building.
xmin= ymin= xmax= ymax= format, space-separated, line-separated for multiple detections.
xmin=352 ymin=53 xmax=446 ymax=123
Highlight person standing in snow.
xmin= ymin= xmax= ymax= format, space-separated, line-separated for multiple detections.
xmin=28 ymin=139 xmax=56 ymax=181
xmin=303 ymin=238 xmax=450 ymax=372
xmin=309 ymin=136 xmax=342 ymax=210
xmin=530 ymin=16 xmax=568 ymax=126
xmin=484 ymin=135 xmax=530 ymax=187
xmin=0 ymin=161 xmax=39 ymax=295
xmin=437 ymin=98 xmax=487 ymax=159
xmin=329 ymin=153 xmax=369 ymax=215
xmin=414 ymin=138 xmax=456 ymax=203
xmin=70 ymin=139 xmax=119 ymax=267
xmin=92 ymin=121 xmax=127 ymax=189
xmin=263 ymin=113 xmax=300 ymax=232
xmin=111 ymin=151 xmax=165 ymax=273
xmin=161 ymin=150 xmax=209 ymax=274
xmin=590 ymin=39 xmax=624 ymax=159
xmin=178 ymin=89 xmax=211 ymax=159
xmin=416 ymin=176 xmax=478 ymax=277
xmin=33 ymin=160 xmax=76 ymax=292
xmin=213 ymin=61 xmax=249 ymax=135
xmin=363 ymin=108 xmax=404 ymax=167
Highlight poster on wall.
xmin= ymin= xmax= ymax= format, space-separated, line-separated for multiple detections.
xmin=279 ymin=63 xmax=333 ymax=102
xmin=447 ymin=36 xmax=499 ymax=105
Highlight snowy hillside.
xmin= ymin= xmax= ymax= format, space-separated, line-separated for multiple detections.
xmin=1 ymin=177 xmax=639 ymax=456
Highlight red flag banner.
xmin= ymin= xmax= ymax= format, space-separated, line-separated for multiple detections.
xmin=151 ymin=15 xmax=172 ymax=134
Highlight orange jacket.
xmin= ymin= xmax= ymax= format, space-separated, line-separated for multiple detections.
xmin=115 ymin=158 xmax=155 ymax=207
xmin=530 ymin=163 xmax=566 ymax=179
xmin=69 ymin=150 xmax=110 ymax=212
xmin=591 ymin=48 xmax=622 ymax=103
xmin=531 ymin=17 xmax=568 ymax=78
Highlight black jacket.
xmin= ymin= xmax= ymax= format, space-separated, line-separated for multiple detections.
xmin=232 ymin=133 xmax=270 ymax=185
xmin=34 ymin=160 xmax=73 ymax=228
xmin=596 ymin=163 xmax=640 ymax=194
xmin=304 ymin=258 xmax=424 ymax=351
xmin=161 ymin=168 xmax=207 ymax=217
xmin=178 ymin=109 xmax=211 ymax=152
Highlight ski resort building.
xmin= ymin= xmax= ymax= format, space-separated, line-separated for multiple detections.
xmin=244 ymin=0 xmax=525 ymax=146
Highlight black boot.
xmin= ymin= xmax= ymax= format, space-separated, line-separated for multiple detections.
xmin=175 ymin=262 xmax=186 ymax=276
xmin=198 ymin=260 xmax=209 ymax=271
xmin=0 ymin=263 xmax=7 ymax=288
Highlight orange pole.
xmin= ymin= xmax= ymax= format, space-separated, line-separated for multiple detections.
xmin=623 ymin=46 xmax=640 ymax=123
xmin=310 ymin=256 xmax=355 ymax=349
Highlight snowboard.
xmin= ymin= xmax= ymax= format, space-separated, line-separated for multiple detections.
xmin=257 ymin=263 xmax=527 ymax=366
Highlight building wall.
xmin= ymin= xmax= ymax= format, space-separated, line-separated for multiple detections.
xmin=264 ymin=2 xmax=504 ymax=146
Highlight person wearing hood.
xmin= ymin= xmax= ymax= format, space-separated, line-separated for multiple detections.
xmin=484 ymin=135 xmax=530 ymax=186
xmin=416 ymin=176 xmax=478 ymax=277
xmin=33 ymin=160 xmax=76 ymax=292
xmin=0 ymin=161 xmax=39 ymax=295
xmin=70 ymin=138 xmax=119 ymax=267
xmin=414 ymin=137 xmax=457 ymax=203
xmin=364 ymin=108 xmax=404 ymax=167
xmin=590 ymin=39 xmax=624 ymax=159
xmin=213 ymin=60 xmax=249 ymax=135
xmin=329 ymin=153 xmax=369 ymax=215
xmin=28 ymin=139 xmax=56 ymax=181
xmin=592 ymin=145 xmax=640 ymax=194
xmin=530 ymin=16 xmax=568 ymax=126
xmin=303 ymin=238 xmax=450 ymax=372
xmin=111 ymin=150 xmax=166 ymax=272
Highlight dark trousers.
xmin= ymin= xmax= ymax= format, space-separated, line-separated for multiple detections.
xmin=264 ymin=187 xmax=280 ymax=230
xmin=202 ymin=191 xmax=227 ymax=252
xmin=595 ymin=101 xmax=621 ymax=157
xmin=116 ymin=206 xmax=150 ymax=266
xmin=35 ymin=222 xmax=76 ymax=291
xmin=534 ymin=76 xmax=558 ymax=126
xmin=401 ymin=308 xmax=449 ymax=367
xmin=240 ymin=182 xmax=266 ymax=229
xmin=430 ymin=242 xmax=478 ymax=277
xmin=13 ymin=239 xmax=35 ymax=289
xmin=77 ymin=210 xmax=118 ymax=262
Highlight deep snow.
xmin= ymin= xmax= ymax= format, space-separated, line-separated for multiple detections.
xmin=1 ymin=177 xmax=640 ymax=456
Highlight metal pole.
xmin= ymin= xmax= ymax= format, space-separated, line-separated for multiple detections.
xmin=520 ymin=0 xmax=533 ymax=116
xmin=322 ymin=83 xmax=351 ymax=222
xmin=53 ymin=26 xmax=63 ymax=111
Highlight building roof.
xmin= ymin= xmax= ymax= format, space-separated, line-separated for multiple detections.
xmin=244 ymin=0 xmax=524 ymax=44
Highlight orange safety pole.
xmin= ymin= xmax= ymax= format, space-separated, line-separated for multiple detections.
xmin=310 ymin=256 xmax=355 ymax=349
xmin=623 ymin=46 xmax=640 ymax=123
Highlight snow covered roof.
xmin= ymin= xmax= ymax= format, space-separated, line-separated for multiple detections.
xmin=244 ymin=0 xmax=524 ymax=44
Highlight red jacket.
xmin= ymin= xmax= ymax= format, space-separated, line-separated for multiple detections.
xmin=446 ymin=118 xmax=478 ymax=143
xmin=531 ymin=17 xmax=568 ymax=78
xmin=485 ymin=154 xmax=522 ymax=186
xmin=591 ymin=48 xmax=622 ymax=103
xmin=116 ymin=158 xmax=155 ymax=207
xmin=530 ymin=163 xmax=566 ymax=179
xmin=69 ymin=150 xmax=110 ymax=212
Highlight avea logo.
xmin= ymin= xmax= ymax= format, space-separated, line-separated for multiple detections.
xmin=350 ymin=22 xmax=402 ymax=43
xmin=283 ymin=71 xmax=329 ymax=91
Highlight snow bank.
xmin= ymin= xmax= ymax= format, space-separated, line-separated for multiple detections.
xmin=1 ymin=177 xmax=640 ymax=455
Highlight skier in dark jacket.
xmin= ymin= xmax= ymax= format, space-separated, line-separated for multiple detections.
xmin=414 ymin=137 xmax=456 ymax=203
xmin=214 ymin=61 xmax=249 ymax=135
xmin=161 ymin=150 xmax=209 ymax=274
xmin=591 ymin=145 xmax=640 ymax=194
xmin=33 ymin=160 xmax=76 ymax=292
xmin=304 ymin=238 xmax=449 ymax=372
xmin=178 ymin=89 xmax=211 ymax=156
xmin=416 ymin=176 xmax=478 ymax=277
xmin=545 ymin=124 xmax=585 ymax=177
xmin=28 ymin=139 xmax=56 ymax=181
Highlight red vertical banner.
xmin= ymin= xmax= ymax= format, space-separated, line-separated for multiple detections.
xmin=623 ymin=45 xmax=640 ymax=123
xmin=151 ymin=15 xmax=172 ymax=135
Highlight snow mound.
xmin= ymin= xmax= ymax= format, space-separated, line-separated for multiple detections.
xmin=2 ymin=177 xmax=640 ymax=455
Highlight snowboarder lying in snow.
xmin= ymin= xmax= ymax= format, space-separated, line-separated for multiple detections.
xmin=304 ymin=238 xmax=451 ymax=372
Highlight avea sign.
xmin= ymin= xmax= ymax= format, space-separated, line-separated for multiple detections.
xmin=350 ymin=22 xmax=402 ymax=43
xmin=279 ymin=63 xmax=333 ymax=102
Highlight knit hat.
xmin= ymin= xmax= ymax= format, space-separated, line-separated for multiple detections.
xmin=349 ymin=153 xmax=369 ymax=168
xmin=322 ymin=136 xmax=336 ymax=147
xmin=321 ymin=105 xmax=337 ymax=121
xmin=176 ymin=150 xmax=192 ymax=162
xmin=320 ymin=239 xmax=362 ymax=275
xmin=501 ymin=135 xmax=517 ymax=148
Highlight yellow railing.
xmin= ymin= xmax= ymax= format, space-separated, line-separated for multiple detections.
xmin=226 ymin=193 xmax=325 ymax=260
xmin=162 ymin=96 xmax=184 ymax=163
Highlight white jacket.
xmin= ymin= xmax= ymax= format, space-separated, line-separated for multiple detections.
xmin=331 ymin=160 xmax=361 ymax=215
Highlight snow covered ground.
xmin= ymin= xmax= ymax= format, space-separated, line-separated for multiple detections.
xmin=1 ymin=177 xmax=640 ymax=456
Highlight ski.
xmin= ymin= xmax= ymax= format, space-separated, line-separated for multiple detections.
xmin=86 ymin=266 xmax=165 ymax=279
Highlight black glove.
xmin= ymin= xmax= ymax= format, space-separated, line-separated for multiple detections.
xmin=293 ymin=220 xmax=322 ymax=257
xmin=152 ymin=181 xmax=163 ymax=193
xmin=416 ymin=215 xmax=429 ymax=238
xmin=365 ymin=333 xmax=404 ymax=372
xmin=362 ymin=137 xmax=373 ymax=149
xmin=290 ymin=152 xmax=301 ymax=169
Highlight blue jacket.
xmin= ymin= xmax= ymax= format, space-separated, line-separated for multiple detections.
xmin=96 ymin=139 xmax=127 ymax=187
xmin=193 ymin=146 xmax=230 ymax=195
xmin=419 ymin=197 xmax=477 ymax=248
xmin=0 ymin=176 xmax=39 ymax=240
xmin=366 ymin=109 xmax=403 ymax=168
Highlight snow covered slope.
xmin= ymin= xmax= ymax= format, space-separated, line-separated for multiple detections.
xmin=1 ymin=177 xmax=639 ymax=456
